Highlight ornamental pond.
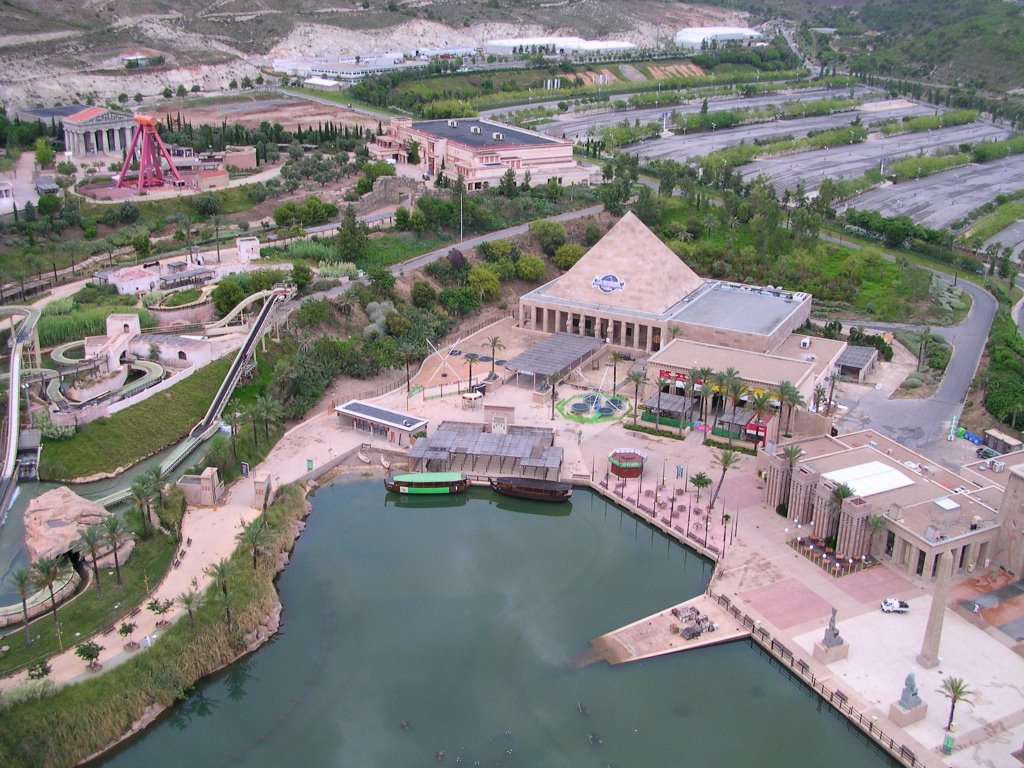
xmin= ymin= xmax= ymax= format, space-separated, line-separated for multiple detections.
xmin=97 ymin=478 xmax=897 ymax=767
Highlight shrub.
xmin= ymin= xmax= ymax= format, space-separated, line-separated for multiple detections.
xmin=530 ymin=220 xmax=567 ymax=256
xmin=552 ymin=243 xmax=585 ymax=270
xmin=294 ymin=298 xmax=334 ymax=327
xmin=477 ymin=238 xmax=519 ymax=263
xmin=439 ymin=286 xmax=481 ymax=315
xmin=776 ymin=503 xmax=788 ymax=517
xmin=468 ymin=265 xmax=500 ymax=302
xmin=411 ymin=280 xmax=437 ymax=309
xmin=287 ymin=239 xmax=335 ymax=262
xmin=317 ymin=261 xmax=359 ymax=279
xmin=516 ymin=253 xmax=545 ymax=281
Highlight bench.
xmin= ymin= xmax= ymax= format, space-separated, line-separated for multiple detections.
xmin=101 ymin=625 xmax=116 ymax=636
xmin=129 ymin=607 xmax=141 ymax=617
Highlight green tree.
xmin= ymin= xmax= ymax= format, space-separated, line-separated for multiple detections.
xmin=691 ymin=472 xmax=712 ymax=503
xmin=36 ymin=193 xmax=61 ymax=224
xmin=394 ymin=205 xmax=410 ymax=230
xmin=498 ymin=168 xmax=518 ymax=197
xmin=34 ymin=136 xmax=55 ymax=169
xmin=827 ymin=482 xmax=856 ymax=537
xmin=147 ymin=597 xmax=174 ymax=626
xmin=410 ymin=280 xmax=437 ymax=309
xmin=781 ymin=444 xmax=804 ymax=511
xmin=866 ymin=514 xmax=886 ymax=557
xmin=609 ymin=350 xmax=624 ymax=395
xmin=8 ymin=568 xmax=34 ymax=646
xmin=75 ymin=640 xmax=104 ymax=670
xmin=938 ymin=677 xmax=975 ymax=732
xmin=176 ymin=84 xmax=187 ymax=98
xmin=724 ymin=376 xmax=749 ymax=447
xmin=130 ymin=476 xmax=153 ymax=538
xmin=530 ymin=220 xmax=567 ymax=256
xmin=406 ymin=139 xmax=420 ymax=164
xmin=654 ymin=377 xmax=671 ymax=429
xmin=368 ymin=265 xmax=396 ymax=295
xmin=132 ymin=233 xmax=153 ymax=260
xmin=118 ymin=621 xmax=137 ymax=648
xmin=627 ymin=370 xmax=648 ymax=425
xmin=290 ymin=262 xmax=313 ymax=290
xmin=103 ymin=514 xmax=129 ymax=585
xmin=162 ymin=87 xmax=173 ymax=99
xmin=464 ymin=352 xmax=481 ymax=386
xmin=335 ymin=205 xmax=369 ymax=262
xmin=74 ymin=524 xmax=106 ymax=598
xmin=256 ymin=394 xmax=284 ymax=441
xmin=32 ymin=556 xmax=66 ymax=650
xmin=212 ymin=279 xmax=245 ymax=317
xmin=709 ymin=449 xmax=741 ymax=509
xmin=468 ymin=265 xmax=500 ymax=302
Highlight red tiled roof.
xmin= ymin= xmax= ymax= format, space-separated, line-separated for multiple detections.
xmin=65 ymin=107 xmax=108 ymax=124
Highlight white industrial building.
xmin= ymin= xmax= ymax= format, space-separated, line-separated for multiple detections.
xmin=674 ymin=27 xmax=764 ymax=49
xmin=483 ymin=37 xmax=636 ymax=57
xmin=273 ymin=52 xmax=425 ymax=83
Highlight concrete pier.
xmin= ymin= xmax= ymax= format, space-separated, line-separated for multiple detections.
xmin=585 ymin=594 xmax=749 ymax=666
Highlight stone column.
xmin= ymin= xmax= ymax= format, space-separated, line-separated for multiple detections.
xmin=917 ymin=551 xmax=950 ymax=668
xmin=921 ymin=551 xmax=936 ymax=581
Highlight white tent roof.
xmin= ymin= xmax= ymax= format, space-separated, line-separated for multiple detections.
xmin=822 ymin=461 xmax=914 ymax=498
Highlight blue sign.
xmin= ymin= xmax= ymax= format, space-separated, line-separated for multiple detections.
xmin=592 ymin=274 xmax=625 ymax=293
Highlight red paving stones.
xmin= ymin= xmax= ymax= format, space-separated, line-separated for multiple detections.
xmin=739 ymin=578 xmax=833 ymax=629
xmin=832 ymin=564 xmax=914 ymax=603
xmin=980 ymin=592 xmax=1024 ymax=627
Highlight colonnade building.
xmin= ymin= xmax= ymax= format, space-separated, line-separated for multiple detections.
xmin=762 ymin=430 xmax=1022 ymax=580
xmin=62 ymin=107 xmax=137 ymax=156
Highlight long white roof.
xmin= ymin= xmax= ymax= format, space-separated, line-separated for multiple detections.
xmin=822 ymin=461 xmax=914 ymax=498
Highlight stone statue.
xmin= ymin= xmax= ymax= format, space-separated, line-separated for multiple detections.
xmin=899 ymin=671 xmax=922 ymax=709
xmin=822 ymin=607 xmax=844 ymax=648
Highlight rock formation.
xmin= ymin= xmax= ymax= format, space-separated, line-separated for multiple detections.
xmin=23 ymin=486 xmax=134 ymax=564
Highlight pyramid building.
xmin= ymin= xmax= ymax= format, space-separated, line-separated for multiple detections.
xmin=519 ymin=212 xmax=813 ymax=355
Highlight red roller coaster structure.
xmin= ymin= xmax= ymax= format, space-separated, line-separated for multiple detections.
xmin=116 ymin=114 xmax=183 ymax=191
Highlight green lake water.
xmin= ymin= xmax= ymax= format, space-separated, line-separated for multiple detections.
xmin=97 ymin=478 xmax=897 ymax=767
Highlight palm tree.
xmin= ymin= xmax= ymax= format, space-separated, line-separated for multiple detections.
xmin=485 ymin=335 xmax=504 ymax=380
xmin=610 ymin=350 xmax=624 ymax=394
xmin=130 ymin=477 xmax=153 ymax=538
xmin=256 ymin=394 xmax=283 ymax=441
xmin=681 ymin=377 xmax=696 ymax=436
xmin=709 ymin=449 xmax=741 ymax=509
xmin=938 ymin=677 xmax=975 ymax=732
xmin=144 ymin=467 xmax=165 ymax=512
xmin=9 ymin=568 xmax=34 ymax=646
xmin=179 ymin=590 xmax=203 ymax=628
xmin=223 ymin=411 xmax=242 ymax=459
xmin=691 ymin=366 xmax=713 ymax=423
xmin=206 ymin=559 xmax=232 ymax=629
xmin=626 ymin=370 xmax=648 ymax=425
xmin=654 ymin=377 xmax=671 ymax=429
xmin=238 ymin=520 xmax=270 ymax=571
xmin=74 ymin=524 xmax=106 ymax=598
xmin=866 ymin=514 xmax=887 ymax=558
xmin=32 ymin=556 xmax=66 ymax=651
xmin=103 ymin=514 xmax=129 ymax=585
xmin=781 ymin=444 xmax=804 ymax=512
xmin=724 ymin=377 xmax=749 ymax=447
xmin=464 ymin=352 xmax=481 ymax=388
xmin=691 ymin=472 xmax=712 ymax=503
xmin=244 ymin=401 xmax=260 ymax=449
xmin=708 ymin=369 xmax=730 ymax=435
xmin=748 ymin=390 xmax=772 ymax=447
xmin=812 ymin=383 xmax=827 ymax=413
xmin=828 ymin=482 xmax=856 ymax=539
xmin=825 ymin=372 xmax=840 ymax=416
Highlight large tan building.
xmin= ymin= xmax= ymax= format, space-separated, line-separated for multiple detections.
xmin=763 ymin=430 xmax=1013 ymax=579
xmin=519 ymin=212 xmax=814 ymax=355
xmin=368 ymin=117 xmax=599 ymax=189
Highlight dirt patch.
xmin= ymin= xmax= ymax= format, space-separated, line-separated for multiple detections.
xmin=648 ymin=62 xmax=706 ymax=79
xmin=152 ymin=96 xmax=380 ymax=132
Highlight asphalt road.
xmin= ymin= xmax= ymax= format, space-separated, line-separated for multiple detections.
xmin=740 ymin=121 xmax=1012 ymax=194
xmin=632 ymin=102 xmax=931 ymax=164
xmin=984 ymin=220 xmax=1024 ymax=261
xmin=537 ymin=86 xmax=876 ymax=140
xmin=846 ymin=155 xmax=1024 ymax=231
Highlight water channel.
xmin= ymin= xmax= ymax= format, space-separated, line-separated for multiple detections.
xmin=96 ymin=478 xmax=898 ymax=767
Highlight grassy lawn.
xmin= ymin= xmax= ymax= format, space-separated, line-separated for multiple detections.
xmin=161 ymin=288 xmax=203 ymax=308
xmin=361 ymin=232 xmax=450 ymax=270
xmin=0 ymin=526 xmax=177 ymax=677
xmin=40 ymin=357 xmax=232 ymax=481
xmin=280 ymin=86 xmax=403 ymax=117
xmin=968 ymin=198 xmax=1024 ymax=242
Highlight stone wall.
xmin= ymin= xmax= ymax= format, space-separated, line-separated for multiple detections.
xmin=350 ymin=175 xmax=426 ymax=215
xmin=149 ymin=299 xmax=216 ymax=326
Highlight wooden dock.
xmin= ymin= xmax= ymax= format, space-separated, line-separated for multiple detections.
xmin=581 ymin=594 xmax=749 ymax=666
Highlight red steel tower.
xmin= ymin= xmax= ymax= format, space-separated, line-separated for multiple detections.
xmin=116 ymin=114 xmax=183 ymax=191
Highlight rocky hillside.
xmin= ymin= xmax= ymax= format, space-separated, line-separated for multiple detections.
xmin=0 ymin=0 xmax=743 ymax=107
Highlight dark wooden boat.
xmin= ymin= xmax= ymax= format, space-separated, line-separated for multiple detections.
xmin=489 ymin=476 xmax=573 ymax=502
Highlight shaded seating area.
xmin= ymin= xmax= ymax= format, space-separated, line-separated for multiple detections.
xmin=504 ymin=333 xmax=604 ymax=389
xmin=788 ymin=536 xmax=878 ymax=577
xmin=407 ymin=421 xmax=563 ymax=480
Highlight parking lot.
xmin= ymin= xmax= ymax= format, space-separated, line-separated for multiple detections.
xmin=633 ymin=100 xmax=932 ymax=164
xmin=738 ymin=121 xmax=1012 ymax=194
xmin=843 ymin=153 xmax=1024 ymax=229
xmin=538 ymin=85 xmax=877 ymax=141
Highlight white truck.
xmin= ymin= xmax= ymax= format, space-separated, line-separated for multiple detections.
xmin=881 ymin=598 xmax=910 ymax=614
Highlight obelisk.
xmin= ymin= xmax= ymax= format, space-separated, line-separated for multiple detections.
xmin=917 ymin=552 xmax=949 ymax=668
